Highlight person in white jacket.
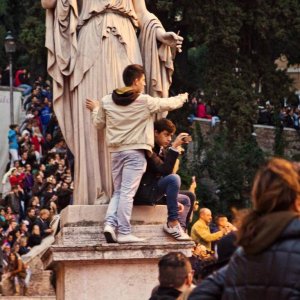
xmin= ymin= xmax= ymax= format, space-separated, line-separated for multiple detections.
xmin=1 ymin=167 xmax=16 ymax=198
xmin=86 ymin=64 xmax=188 ymax=243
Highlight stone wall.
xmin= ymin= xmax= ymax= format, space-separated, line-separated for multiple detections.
xmin=194 ymin=118 xmax=300 ymax=158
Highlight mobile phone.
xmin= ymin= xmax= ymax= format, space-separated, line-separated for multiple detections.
xmin=182 ymin=135 xmax=192 ymax=143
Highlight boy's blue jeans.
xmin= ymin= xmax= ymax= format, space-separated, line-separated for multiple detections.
xmin=105 ymin=150 xmax=146 ymax=235
xmin=157 ymin=174 xmax=191 ymax=229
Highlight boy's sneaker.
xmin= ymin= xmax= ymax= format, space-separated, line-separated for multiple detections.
xmin=103 ymin=224 xmax=117 ymax=243
xmin=163 ymin=223 xmax=191 ymax=241
xmin=117 ymin=234 xmax=146 ymax=244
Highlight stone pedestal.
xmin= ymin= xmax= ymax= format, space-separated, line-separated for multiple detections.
xmin=42 ymin=205 xmax=194 ymax=300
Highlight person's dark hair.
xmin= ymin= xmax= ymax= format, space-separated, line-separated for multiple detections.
xmin=27 ymin=207 xmax=35 ymax=214
xmin=215 ymin=214 xmax=227 ymax=223
xmin=237 ymin=158 xmax=300 ymax=247
xmin=11 ymin=185 xmax=19 ymax=191
xmin=123 ymin=64 xmax=144 ymax=86
xmin=9 ymin=124 xmax=18 ymax=130
xmin=5 ymin=206 xmax=12 ymax=213
xmin=154 ymin=118 xmax=176 ymax=134
xmin=158 ymin=252 xmax=192 ymax=288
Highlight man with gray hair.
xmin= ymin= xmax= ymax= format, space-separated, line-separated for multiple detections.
xmin=191 ymin=208 xmax=225 ymax=251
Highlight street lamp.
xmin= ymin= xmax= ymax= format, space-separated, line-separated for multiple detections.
xmin=4 ymin=31 xmax=16 ymax=124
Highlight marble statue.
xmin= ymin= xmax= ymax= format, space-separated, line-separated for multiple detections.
xmin=41 ymin=0 xmax=183 ymax=204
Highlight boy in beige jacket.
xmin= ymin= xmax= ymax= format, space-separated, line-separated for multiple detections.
xmin=86 ymin=64 xmax=187 ymax=243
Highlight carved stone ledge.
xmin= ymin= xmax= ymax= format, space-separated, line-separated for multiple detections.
xmin=42 ymin=205 xmax=194 ymax=300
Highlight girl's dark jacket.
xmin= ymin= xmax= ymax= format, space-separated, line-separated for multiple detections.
xmin=189 ymin=216 xmax=300 ymax=300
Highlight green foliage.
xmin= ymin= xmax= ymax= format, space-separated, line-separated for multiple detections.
xmin=0 ymin=1 xmax=46 ymax=75
xmin=158 ymin=0 xmax=300 ymax=216
xmin=186 ymin=45 xmax=208 ymax=89
xmin=18 ymin=15 xmax=46 ymax=65
xmin=189 ymin=125 xmax=265 ymax=215
xmin=0 ymin=0 xmax=15 ymax=67
xmin=179 ymin=0 xmax=300 ymax=215
xmin=274 ymin=125 xmax=285 ymax=157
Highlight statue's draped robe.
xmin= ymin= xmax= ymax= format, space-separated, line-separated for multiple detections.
xmin=45 ymin=0 xmax=174 ymax=204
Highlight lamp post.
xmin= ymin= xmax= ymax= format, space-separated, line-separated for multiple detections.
xmin=4 ymin=31 xmax=16 ymax=124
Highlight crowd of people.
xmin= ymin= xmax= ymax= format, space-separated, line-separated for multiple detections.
xmin=1 ymin=65 xmax=300 ymax=299
xmin=0 ymin=70 xmax=73 ymax=295
xmin=257 ymin=98 xmax=300 ymax=129
xmin=187 ymin=92 xmax=220 ymax=127
xmin=186 ymin=90 xmax=300 ymax=131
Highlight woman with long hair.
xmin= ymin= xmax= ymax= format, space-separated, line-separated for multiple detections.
xmin=189 ymin=158 xmax=300 ymax=300
xmin=6 ymin=252 xmax=31 ymax=296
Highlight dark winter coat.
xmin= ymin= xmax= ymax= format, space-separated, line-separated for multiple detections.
xmin=134 ymin=144 xmax=178 ymax=205
xmin=188 ymin=218 xmax=300 ymax=300
xmin=140 ymin=143 xmax=179 ymax=184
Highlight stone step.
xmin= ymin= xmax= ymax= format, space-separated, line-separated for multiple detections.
xmin=26 ymin=270 xmax=56 ymax=297
xmin=41 ymin=205 xmax=195 ymax=300
xmin=60 ymin=204 xmax=168 ymax=227
xmin=1 ymin=270 xmax=55 ymax=297
xmin=0 ymin=297 xmax=56 ymax=300
xmin=42 ymin=223 xmax=194 ymax=270
xmin=57 ymin=224 xmax=190 ymax=246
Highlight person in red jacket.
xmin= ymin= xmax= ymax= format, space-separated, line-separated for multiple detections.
xmin=9 ymin=168 xmax=25 ymax=189
xmin=14 ymin=68 xmax=32 ymax=96
xmin=196 ymin=100 xmax=212 ymax=119
xmin=31 ymin=130 xmax=44 ymax=155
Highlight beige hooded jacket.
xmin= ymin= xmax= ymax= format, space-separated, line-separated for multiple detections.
xmin=91 ymin=93 xmax=187 ymax=153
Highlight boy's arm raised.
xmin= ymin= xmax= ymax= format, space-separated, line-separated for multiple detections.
xmin=146 ymin=93 xmax=188 ymax=114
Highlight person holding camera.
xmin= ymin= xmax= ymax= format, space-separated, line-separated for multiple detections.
xmin=191 ymin=208 xmax=226 ymax=252
xmin=134 ymin=118 xmax=191 ymax=241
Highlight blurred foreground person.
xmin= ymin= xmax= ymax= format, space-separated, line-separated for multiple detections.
xmin=189 ymin=158 xmax=300 ymax=300
xmin=150 ymin=252 xmax=195 ymax=300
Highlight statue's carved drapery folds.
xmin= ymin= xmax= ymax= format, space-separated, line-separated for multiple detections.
xmin=44 ymin=0 xmax=174 ymax=204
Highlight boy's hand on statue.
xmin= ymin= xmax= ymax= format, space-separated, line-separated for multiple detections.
xmin=86 ymin=99 xmax=99 ymax=111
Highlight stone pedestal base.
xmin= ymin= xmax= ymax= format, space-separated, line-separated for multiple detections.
xmin=42 ymin=205 xmax=194 ymax=300
xmin=55 ymin=260 xmax=158 ymax=300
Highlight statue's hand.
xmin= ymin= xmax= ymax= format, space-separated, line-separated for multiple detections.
xmin=41 ymin=0 xmax=57 ymax=9
xmin=86 ymin=99 xmax=99 ymax=112
xmin=157 ymin=31 xmax=183 ymax=53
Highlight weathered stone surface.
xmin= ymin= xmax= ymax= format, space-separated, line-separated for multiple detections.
xmin=43 ymin=205 xmax=194 ymax=300
xmin=43 ymin=224 xmax=194 ymax=266
xmin=60 ymin=204 xmax=168 ymax=227
xmin=194 ymin=119 xmax=300 ymax=158
xmin=1 ymin=260 xmax=56 ymax=297
xmin=26 ymin=270 xmax=55 ymax=297
xmin=22 ymin=236 xmax=55 ymax=266
xmin=253 ymin=125 xmax=300 ymax=157
xmin=196 ymin=118 xmax=213 ymax=137
xmin=56 ymin=260 xmax=158 ymax=300
xmin=1 ymin=274 xmax=14 ymax=296
xmin=43 ymin=224 xmax=194 ymax=300
xmin=0 ymin=297 xmax=55 ymax=300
